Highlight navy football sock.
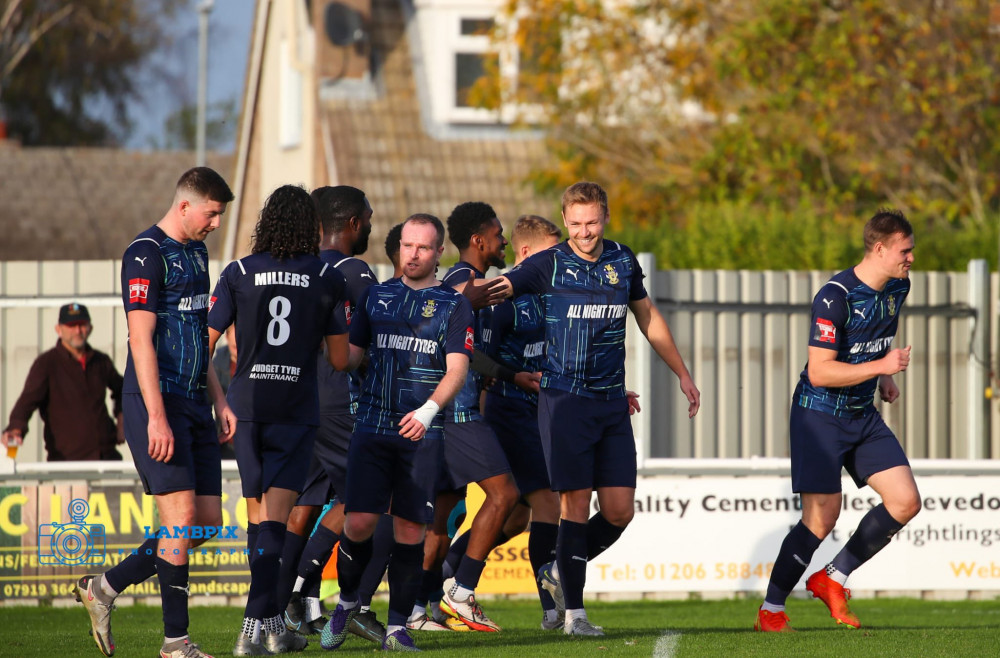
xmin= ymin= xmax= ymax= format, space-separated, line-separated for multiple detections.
xmin=441 ymin=531 xmax=471 ymax=580
xmin=337 ymin=535 xmax=374 ymax=602
xmin=247 ymin=522 xmax=260 ymax=567
xmin=454 ymin=555 xmax=487 ymax=591
xmin=764 ymin=521 xmax=823 ymax=607
xmin=244 ymin=521 xmax=286 ymax=620
xmin=105 ymin=537 xmax=158 ymax=593
xmin=296 ymin=524 xmax=339 ymax=593
xmin=359 ymin=516 xmax=394 ymax=606
xmin=529 ymin=521 xmax=558 ymax=610
xmin=556 ymin=519 xmax=587 ymax=610
xmin=386 ymin=542 xmax=424 ymax=627
xmin=831 ymin=504 xmax=904 ymax=577
xmin=419 ymin=565 xmax=443 ymax=607
xmin=276 ymin=529 xmax=307 ymax=611
xmin=586 ymin=512 xmax=626 ymax=559
xmin=155 ymin=558 xmax=190 ymax=638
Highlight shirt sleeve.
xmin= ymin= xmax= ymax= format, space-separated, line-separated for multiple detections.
xmin=482 ymin=301 xmax=514 ymax=359
xmin=121 ymin=240 xmax=165 ymax=313
xmin=808 ymin=283 xmax=849 ymax=351
xmin=349 ymin=288 xmax=373 ymax=349
xmin=444 ymin=296 xmax=475 ymax=356
xmin=505 ymin=252 xmax=552 ymax=297
xmin=207 ymin=262 xmax=238 ymax=333
xmin=340 ymin=259 xmax=379 ymax=306
xmin=5 ymin=354 xmax=50 ymax=433
xmin=626 ymin=247 xmax=648 ymax=301
xmin=442 ymin=265 xmax=476 ymax=289
xmin=324 ymin=268 xmax=350 ymax=336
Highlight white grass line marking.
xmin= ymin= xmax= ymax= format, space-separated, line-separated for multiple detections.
xmin=653 ymin=630 xmax=681 ymax=658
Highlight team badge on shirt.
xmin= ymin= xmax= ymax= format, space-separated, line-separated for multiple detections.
xmin=421 ymin=299 xmax=438 ymax=318
xmin=604 ymin=263 xmax=619 ymax=285
xmin=814 ymin=318 xmax=836 ymax=343
xmin=193 ymin=252 xmax=207 ymax=273
xmin=887 ymin=294 xmax=896 ymax=316
xmin=129 ymin=278 xmax=150 ymax=304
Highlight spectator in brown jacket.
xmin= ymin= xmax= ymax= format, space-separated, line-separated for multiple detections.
xmin=2 ymin=302 xmax=124 ymax=461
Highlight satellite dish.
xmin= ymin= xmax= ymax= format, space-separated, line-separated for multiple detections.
xmin=325 ymin=2 xmax=366 ymax=47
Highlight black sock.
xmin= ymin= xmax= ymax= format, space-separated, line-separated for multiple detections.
xmin=276 ymin=530 xmax=307 ymax=611
xmin=831 ymin=504 xmax=904 ymax=577
xmin=454 ymin=555 xmax=486 ymax=591
xmin=358 ymin=515 xmax=394 ymax=606
xmin=337 ymin=535 xmax=374 ymax=602
xmin=556 ymin=519 xmax=587 ymax=610
xmin=247 ymin=522 xmax=260 ymax=567
xmin=155 ymin=558 xmax=190 ymax=638
xmin=244 ymin=521 xmax=285 ymax=620
xmin=441 ymin=531 xmax=471 ymax=580
xmin=296 ymin=525 xmax=339 ymax=594
xmin=586 ymin=512 xmax=626 ymax=559
xmin=420 ymin=566 xmax=443 ymax=606
xmin=106 ymin=537 xmax=158 ymax=593
xmin=764 ymin=521 xmax=823 ymax=606
xmin=529 ymin=521 xmax=558 ymax=610
xmin=386 ymin=542 xmax=424 ymax=627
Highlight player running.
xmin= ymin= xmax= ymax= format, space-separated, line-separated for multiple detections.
xmin=755 ymin=209 xmax=920 ymax=632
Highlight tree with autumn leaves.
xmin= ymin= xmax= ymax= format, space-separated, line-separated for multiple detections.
xmin=481 ymin=0 xmax=1000 ymax=269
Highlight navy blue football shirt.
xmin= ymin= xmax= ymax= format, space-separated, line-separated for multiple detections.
xmin=121 ymin=225 xmax=213 ymax=399
xmin=350 ymin=279 xmax=474 ymax=438
xmin=505 ymin=240 xmax=646 ymax=399
xmin=441 ymin=261 xmax=487 ymax=422
xmin=481 ymin=291 xmax=546 ymax=404
xmin=796 ymin=268 xmax=910 ymax=417
xmin=208 ymin=252 xmax=348 ymax=425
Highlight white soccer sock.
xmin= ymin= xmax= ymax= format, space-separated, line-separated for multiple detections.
xmin=760 ymin=601 xmax=785 ymax=614
xmin=305 ymin=596 xmax=322 ymax=622
xmin=339 ymin=597 xmax=359 ymax=611
xmin=409 ymin=603 xmax=426 ymax=621
xmin=292 ymin=576 xmax=306 ymax=593
xmin=451 ymin=582 xmax=474 ymax=600
xmin=386 ymin=624 xmax=404 ymax=636
xmin=826 ymin=564 xmax=849 ymax=586
xmin=565 ymin=608 xmax=587 ymax=625
xmin=99 ymin=574 xmax=118 ymax=600
xmin=543 ymin=609 xmax=561 ymax=623
xmin=242 ymin=617 xmax=261 ymax=643
xmin=263 ymin=614 xmax=286 ymax=635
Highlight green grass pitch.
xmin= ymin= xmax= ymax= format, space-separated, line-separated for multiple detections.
xmin=1 ymin=597 xmax=997 ymax=657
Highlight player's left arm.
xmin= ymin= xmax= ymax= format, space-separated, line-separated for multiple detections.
xmin=629 ymin=296 xmax=700 ymax=418
xmin=878 ymin=374 xmax=900 ymax=403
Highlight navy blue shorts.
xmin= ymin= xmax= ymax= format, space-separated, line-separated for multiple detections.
xmin=789 ymin=404 xmax=909 ymax=493
xmin=483 ymin=393 xmax=550 ymax=495
xmin=297 ymin=414 xmax=352 ymax=506
xmin=344 ymin=430 xmax=442 ymax=525
xmin=123 ymin=393 xmax=221 ymax=496
xmin=233 ymin=421 xmax=316 ymax=498
xmin=443 ymin=419 xmax=512 ymax=489
xmin=538 ymin=388 xmax=636 ymax=491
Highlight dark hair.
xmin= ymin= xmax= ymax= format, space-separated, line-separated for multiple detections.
xmin=446 ymin=201 xmax=497 ymax=250
xmin=404 ymin=213 xmax=445 ymax=248
xmin=561 ymin=181 xmax=607 ymax=218
xmin=176 ymin=167 xmax=234 ymax=203
xmin=311 ymin=185 xmax=367 ymax=235
xmin=251 ymin=185 xmax=319 ymax=260
xmin=384 ymin=222 xmax=404 ymax=262
xmin=864 ymin=208 xmax=913 ymax=252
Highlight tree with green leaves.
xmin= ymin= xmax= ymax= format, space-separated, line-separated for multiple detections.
xmin=0 ymin=0 xmax=188 ymax=145
xmin=483 ymin=0 xmax=1000 ymax=269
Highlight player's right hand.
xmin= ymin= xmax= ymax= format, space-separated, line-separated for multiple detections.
xmin=147 ymin=416 xmax=175 ymax=462
xmin=882 ymin=345 xmax=911 ymax=375
xmin=398 ymin=410 xmax=426 ymax=441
